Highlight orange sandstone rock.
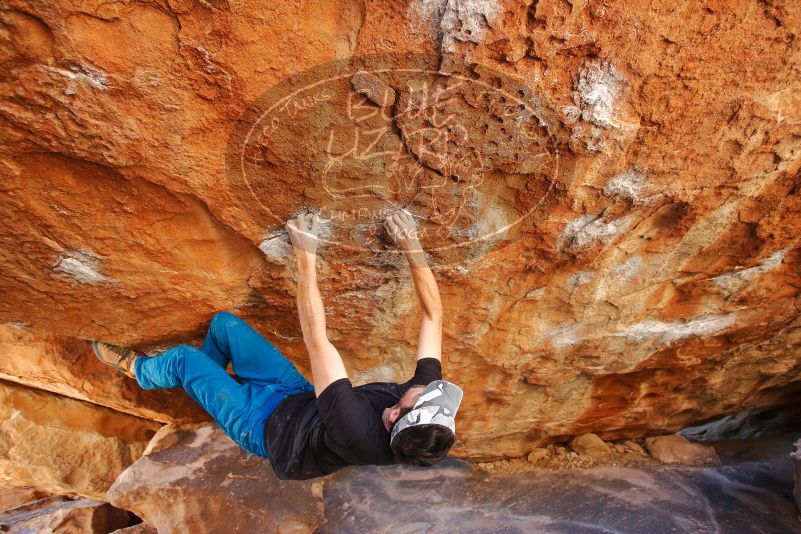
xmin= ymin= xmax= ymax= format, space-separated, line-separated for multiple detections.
xmin=644 ymin=434 xmax=720 ymax=466
xmin=0 ymin=0 xmax=799 ymax=462
xmin=0 ymin=486 xmax=47 ymax=512
xmin=0 ymin=381 xmax=159 ymax=499
xmin=108 ymin=424 xmax=324 ymax=534
xmin=569 ymin=433 xmax=612 ymax=458
xmin=0 ymin=326 xmax=208 ymax=424
xmin=0 ymin=496 xmax=132 ymax=534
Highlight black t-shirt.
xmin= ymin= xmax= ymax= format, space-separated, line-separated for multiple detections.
xmin=263 ymin=357 xmax=442 ymax=480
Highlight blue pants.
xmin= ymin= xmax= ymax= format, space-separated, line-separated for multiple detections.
xmin=133 ymin=312 xmax=314 ymax=458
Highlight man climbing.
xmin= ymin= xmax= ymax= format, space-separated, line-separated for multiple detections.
xmin=92 ymin=209 xmax=463 ymax=480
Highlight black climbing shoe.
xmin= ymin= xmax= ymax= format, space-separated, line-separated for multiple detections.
xmin=92 ymin=341 xmax=138 ymax=378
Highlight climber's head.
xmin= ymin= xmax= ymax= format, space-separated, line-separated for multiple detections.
xmin=388 ymin=380 xmax=463 ymax=467
xmin=382 ymin=384 xmax=426 ymax=433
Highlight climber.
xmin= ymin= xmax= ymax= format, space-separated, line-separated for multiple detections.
xmin=92 ymin=209 xmax=463 ymax=480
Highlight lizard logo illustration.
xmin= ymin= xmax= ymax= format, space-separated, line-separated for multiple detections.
xmin=226 ymin=54 xmax=559 ymax=267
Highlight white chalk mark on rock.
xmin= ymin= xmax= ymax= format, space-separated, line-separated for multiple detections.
xmin=604 ymin=169 xmax=656 ymax=204
xmin=612 ymin=256 xmax=642 ymax=282
xmin=544 ymin=312 xmax=737 ymax=349
xmin=561 ymin=106 xmax=582 ymax=124
xmin=711 ymin=249 xmax=786 ymax=293
xmin=525 ymin=287 xmax=544 ymax=299
xmin=575 ymin=60 xmax=623 ymax=128
xmin=43 ymin=65 xmax=109 ymax=94
xmin=408 ymin=0 xmax=447 ymax=38
xmin=54 ymin=251 xmax=109 ymax=284
xmin=562 ymin=214 xmax=635 ymax=249
xmin=546 ymin=323 xmax=586 ymax=348
xmin=441 ymin=0 xmax=499 ymax=52
xmin=567 ymin=271 xmax=594 ymax=293
xmin=615 ymin=314 xmax=737 ymax=343
xmin=258 ymin=233 xmax=294 ymax=262
xmin=411 ymin=0 xmax=499 ymax=52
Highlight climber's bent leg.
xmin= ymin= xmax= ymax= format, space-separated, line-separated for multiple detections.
xmin=133 ymin=345 xmax=280 ymax=457
xmin=197 ymin=315 xmax=231 ymax=369
xmin=200 ymin=311 xmax=313 ymax=393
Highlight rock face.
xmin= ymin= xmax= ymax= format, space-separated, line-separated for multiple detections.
xmin=793 ymin=439 xmax=801 ymax=513
xmin=0 ymin=325 xmax=207 ymax=424
xmin=0 ymin=380 xmax=159 ymax=499
xmin=0 ymin=485 xmax=47 ymax=512
xmin=1 ymin=0 xmax=800 ymax=460
xmin=644 ymin=434 xmax=720 ymax=466
xmin=683 ymin=404 xmax=801 ymax=441
xmin=0 ymin=496 xmax=132 ymax=534
xmin=106 ymin=421 xmax=800 ymax=534
xmin=320 ymin=435 xmax=800 ymax=534
xmin=107 ymin=424 xmax=324 ymax=534
xmin=569 ymin=433 xmax=612 ymax=458
xmin=112 ymin=525 xmax=157 ymax=534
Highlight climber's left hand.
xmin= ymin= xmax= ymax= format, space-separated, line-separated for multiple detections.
xmin=286 ymin=211 xmax=320 ymax=262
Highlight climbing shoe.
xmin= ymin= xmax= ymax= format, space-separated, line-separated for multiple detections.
xmin=92 ymin=341 xmax=138 ymax=379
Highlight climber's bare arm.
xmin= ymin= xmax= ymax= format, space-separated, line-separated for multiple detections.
xmin=384 ymin=210 xmax=443 ymax=362
xmin=286 ymin=212 xmax=348 ymax=396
